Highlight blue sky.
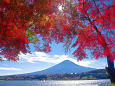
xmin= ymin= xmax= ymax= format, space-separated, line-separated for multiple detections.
xmin=0 ymin=42 xmax=108 ymax=76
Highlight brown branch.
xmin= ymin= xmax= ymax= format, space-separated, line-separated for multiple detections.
xmin=87 ymin=16 xmax=114 ymax=70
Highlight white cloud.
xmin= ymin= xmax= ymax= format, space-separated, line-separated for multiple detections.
xmin=0 ymin=67 xmax=22 ymax=71
xmin=19 ymin=52 xmax=98 ymax=68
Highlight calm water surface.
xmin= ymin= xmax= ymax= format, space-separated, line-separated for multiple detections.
xmin=0 ymin=79 xmax=111 ymax=86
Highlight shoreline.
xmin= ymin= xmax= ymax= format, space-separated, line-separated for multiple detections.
xmin=0 ymin=79 xmax=110 ymax=81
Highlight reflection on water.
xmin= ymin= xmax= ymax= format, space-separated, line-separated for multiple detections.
xmin=0 ymin=79 xmax=111 ymax=86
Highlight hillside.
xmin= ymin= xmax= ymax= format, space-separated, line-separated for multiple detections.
xmin=0 ymin=69 xmax=109 ymax=80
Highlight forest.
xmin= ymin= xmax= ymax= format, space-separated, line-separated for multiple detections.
xmin=0 ymin=69 xmax=109 ymax=80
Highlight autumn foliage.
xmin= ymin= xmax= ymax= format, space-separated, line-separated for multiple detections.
xmin=0 ymin=0 xmax=115 ymax=62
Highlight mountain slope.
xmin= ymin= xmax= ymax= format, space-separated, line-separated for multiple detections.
xmin=0 ymin=69 xmax=109 ymax=80
xmin=26 ymin=60 xmax=96 ymax=75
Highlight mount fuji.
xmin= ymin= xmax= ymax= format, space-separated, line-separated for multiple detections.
xmin=24 ymin=60 xmax=96 ymax=75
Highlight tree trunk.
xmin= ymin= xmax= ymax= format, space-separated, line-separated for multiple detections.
xmin=106 ymin=56 xmax=115 ymax=83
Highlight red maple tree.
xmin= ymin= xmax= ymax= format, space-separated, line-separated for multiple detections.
xmin=0 ymin=0 xmax=115 ymax=82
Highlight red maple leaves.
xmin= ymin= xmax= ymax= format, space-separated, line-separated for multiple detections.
xmin=3 ymin=0 xmax=10 ymax=3
xmin=0 ymin=0 xmax=114 ymax=61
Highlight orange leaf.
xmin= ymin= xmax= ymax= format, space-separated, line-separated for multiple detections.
xmin=3 ymin=0 xmax=10 ymax=3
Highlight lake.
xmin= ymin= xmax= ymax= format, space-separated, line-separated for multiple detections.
xmin=0 ymin=79 xmax=111 ymax=86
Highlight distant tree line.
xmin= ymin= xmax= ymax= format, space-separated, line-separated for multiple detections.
xmin=0 ymin=69 xmax=109 ymax=80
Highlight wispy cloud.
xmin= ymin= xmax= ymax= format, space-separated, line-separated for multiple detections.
xmin=0 ymin=67 xmax=22 ymax=71
xmin=19 ymin=52 xmax=98 ymax=68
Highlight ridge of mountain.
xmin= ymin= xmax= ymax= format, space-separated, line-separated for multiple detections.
xmin=25 ymin=60 xmax=96 ymax=75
